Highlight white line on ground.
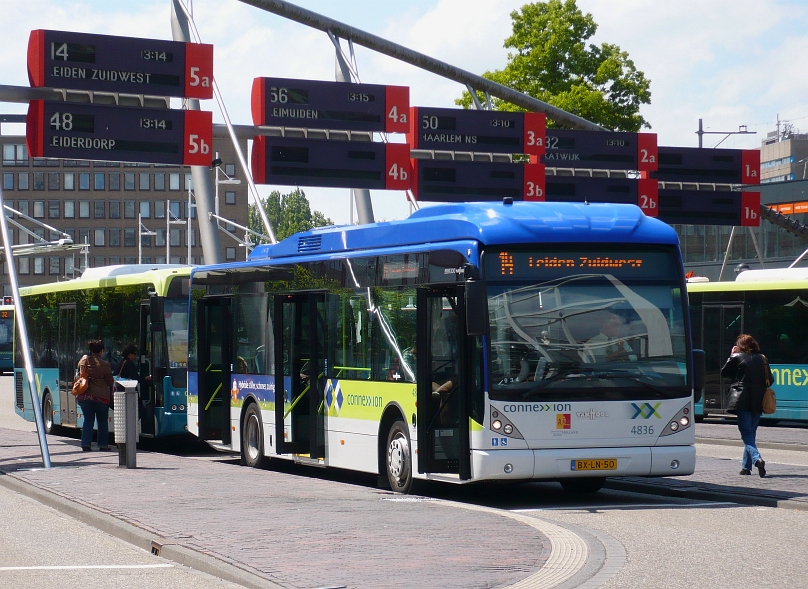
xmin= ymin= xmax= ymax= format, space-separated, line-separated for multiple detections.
xmin=0 ymin=564 xmax=174 ymax=571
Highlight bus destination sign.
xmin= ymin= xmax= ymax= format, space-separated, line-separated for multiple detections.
xmin=26 ymin=100 xmax=213 ymax=166
xmin=651 ymin=147 xmax=760 ymax=185
xmin=251 ymin=77 xmax=409 ymax=133
xmin=541 ymin=130 xmax=658 ymax=172
xmin=544 ymin=176 xmax=659 ymax=217
xmin=411 ymin=159 xmax=545 ymax=202
xmin=657 ymin=189 xmax=760 ymax=226
xmin=28 ymin=30 xmax=213 ymax=99
xmin=408 ymin=107 xmax=546 ymax=156
xmin=251 ymin=136 xmax=411 ymax=190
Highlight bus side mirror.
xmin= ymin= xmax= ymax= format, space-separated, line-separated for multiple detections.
xmin=692 ymin=349 xmax=705 ymax=403
xmin=465 ymin=278 xmax=487 ymax=337
xmin=149 ymin=295 xmax=165 ymax=331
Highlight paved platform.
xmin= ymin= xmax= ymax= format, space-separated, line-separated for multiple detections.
xmin=1 ymin=422 xmax=806 ymax=588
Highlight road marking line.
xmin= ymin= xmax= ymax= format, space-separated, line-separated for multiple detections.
xmin=0 ymin=564 xmax=174 ymax=571
xmin=512 ymin=501 xmax=738 ymax=511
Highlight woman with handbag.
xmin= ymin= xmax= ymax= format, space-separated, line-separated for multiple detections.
xmin=76 ymin=340 xmax=115 ymax=452
xmin=720 ymin=334 xmax=773 ymax=477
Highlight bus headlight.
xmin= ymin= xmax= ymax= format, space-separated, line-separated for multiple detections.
xmin=503 ymin=424 xmax=513 ymax=434
xmin=492 ymin=420 xmax=502 ymax=430
xmin=179 ymin=404 xmax=185 ymax=411
xmin=679 ymin=416 xmax=690 ymax=427
xmin=669 ymin=421 xmax=679 ymax=431
xmin=171 ymin=404 xmax=178 ymax=411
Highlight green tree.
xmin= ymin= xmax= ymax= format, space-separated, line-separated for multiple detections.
xmin=248 ymin=188 xmax=334 ymax=243
xmin=456 ymin=0 xmax=650 ymax=131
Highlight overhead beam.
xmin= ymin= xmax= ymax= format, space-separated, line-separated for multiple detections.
xmin=236 ymin=0 xmax=606 ymax=131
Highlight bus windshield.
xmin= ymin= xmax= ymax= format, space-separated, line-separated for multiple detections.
xmin=485 ymin=247 xmax=688 ymax=401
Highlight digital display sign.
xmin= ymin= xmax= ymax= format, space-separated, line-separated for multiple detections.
xmin=543 ymin=176 xmax=659 ymax=217
xmin=27 ymin=30 xmax=213 ymax=99
xmin=251 ymin=136 xmax=411 ymax=190
xmin=541 ymin=130 xmax=658 ymax=172
xmin=651 ymin=147 xmax=760 ymax=185
xmin=656 ymin=189 xmax=760 ymax=226
xmin=408 ymin=107 xmax=546 ymax=156
xmin=26 ymin=100 xmax=213 ymax=166
xmin=411 ymin=159 xmax=545 ymax=202
xmin=251 ymin=77 xmax=409 ymax=133
xmin=484 ymin=248 xmax=679 ymax=280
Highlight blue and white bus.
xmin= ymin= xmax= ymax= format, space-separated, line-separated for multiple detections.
xmin=14 ymin=265 xmax=191 ymax=438
xmin=0 ymin=303 xmax=14 ymax=373
xmin=188 ymin=201 xmax=702 ymax=493
xmin=689 ymin=267 xmax=808 ymax=422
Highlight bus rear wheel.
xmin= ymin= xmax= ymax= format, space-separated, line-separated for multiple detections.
xmin=241 ymin=403 xmax=266 ymax=468
xmin=560 ymin=477 xmax=605 ymax=494
xmin=386 ymin=420 xmax=413 ymax=494
xmin=42 ymin=393 xmax=54 ymax=435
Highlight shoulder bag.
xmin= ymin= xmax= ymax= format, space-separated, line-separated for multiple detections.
xmin=726 ymin=383 xmax=743 ymax=412
xmin=762 ymin=356 xmax=776 ymax=415
xmin=72 ymin=357 xmax=89 ymax=396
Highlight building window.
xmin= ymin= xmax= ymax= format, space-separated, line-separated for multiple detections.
xmin=154 ymin=172 xmax=165 ymax=190
xmin=139 ymin=172 xmax=150 ymax=190
xmin=79 ymin=200 xmax=90 ymax=218
xmin=140 ymin=232 xmax=151 ymax=247
xmin=185 ymin=173 xmax=193 ymax=191
xmin=109 ymin=200 xmax=121 ymax=219
xmin=169 ymin=173 xmax=180 ymax=190
xmin=2 ymin=173 xmax=12 ymax=190
xmin=33 ymin=201 xmax=45 ymax=218
xmin=225 ymin=163 xmax=236 ymax=177
xmin=2 ymin=144 xmax=27 ymax=166
xmin=93 ymin=256 xmax=106 ymax=267
xmin=108 ymin=256 xmax=121 ymax=265
xmin=170 ymin=228 xmax=182 ymax=247
xmin=124 ymin=200 xmax=135 ymax=219
xmin=169 ymin=200 xmax=181 ymax=219
xmin=109 ymin=228 xmax=120 ymax=247
xmin=18 ymin=173 xmax=29 ymax=190
xmin=33 ymin=173 xmax=45 ymax=191
xmin=48 ymin=200 xmax=60 ymax=219
xmin=64 ymin=172 xmax=74 ymax=190
xmin=48 ymin=172 xmax=60 ymax=190
xmin=139 ymin=200 xmax=150 ymax=219
xmin=18 ymin=257 xmax=29 ymax=275
xmin=34 ymin=257 xmax=45 ymax=274
xmin=65 ymin=257 xmax=74 ymax=275
xmin=79 ymin=173 xmax=90 ymax=190
xmin=154 ymin=200 xmax=166 ymax=218
xmin=64 ymin=228 xmax=76 ymax=243
xmin=94 ymin=172 xmax=105 ymax=190
xmin=225 ymin=191 xmax=236 ymax=205
xmin=124 ymin=173 xmax=135 ymax=190
xmin=94 ymin=228 xmax=105 ymax=246
xmin=79 ymin=228 xmax=89 ymax=245
xmin=156 ymin=228 xmax=166 ymax=247
xmin=94 ymin=200 xmax=105 ymax=218
xmin=124 ymin=228 xmax=136 ymax=247
xmin=49 ymin=257 xmax=60 ymax=275
xmin=226 ymin=247 xmax=236 ymax=260
xmin=109 ymin=172 xmax=120 ymax=190
xmin=17 ymin=201 xmax=29 ymax=216
xmin=64 ymin=201 xmax=75 ymax=218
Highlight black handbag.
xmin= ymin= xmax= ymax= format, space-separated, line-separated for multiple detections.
xmin=726 ymin=383 xmax=743 ymax=412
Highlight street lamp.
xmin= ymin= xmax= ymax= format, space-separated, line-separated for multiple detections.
xmin=138 ymin=212 xmax=156 ymax=264
xmin=212 ymin=153 xmax=241 ymax=219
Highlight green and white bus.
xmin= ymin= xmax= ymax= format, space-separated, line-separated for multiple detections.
xmin=689 ymin=267 xmax=808 ymax=422
xmin=14 ymin=265 xmax=191 ymax=438
xmin=188 ymin=202 xmax=703 ymax=493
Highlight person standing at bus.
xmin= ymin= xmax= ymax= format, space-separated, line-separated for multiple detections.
xmin=76 ymin=340 xmax=115 ymax=452
xmin=721 ymin=334 xmax=773 ymax=477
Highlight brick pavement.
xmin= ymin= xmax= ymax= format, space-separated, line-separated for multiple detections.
xmin=0 ymin=428 xmax=551 ymax=589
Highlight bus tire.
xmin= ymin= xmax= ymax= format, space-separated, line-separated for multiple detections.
xmin=560 ymin=477 xmax=605 ymax=494
xmin=386 ymin=419 xmax=413 ymax=494
xmin=241 ymin=403 xmax=266 ymax=469
xmin=42 ymin=393 xmax=54 ymax=435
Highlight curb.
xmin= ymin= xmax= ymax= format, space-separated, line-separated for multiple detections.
xmin=604 ymin=478 xmax=808 ymax=511
xmin=0 ymin=471 xmax=286 ymax=589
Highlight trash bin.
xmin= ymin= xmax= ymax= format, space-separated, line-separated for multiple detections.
xmin=113 ymin=379 xmax=138 ymax=468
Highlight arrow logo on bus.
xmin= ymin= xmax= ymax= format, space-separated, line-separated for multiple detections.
xmin=630 ymin=402 xmax=662 ymax=419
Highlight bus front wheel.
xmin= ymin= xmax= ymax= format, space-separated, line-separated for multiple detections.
xmin=42 ymin=393 xmax=54 ymax=435
xmin=386 ymin=420 xmax=413 ymax=494
xmin=560 ymin=477 xmax=605 ymax=494
xmin=241 ymin=403 xmax=266 ymax=469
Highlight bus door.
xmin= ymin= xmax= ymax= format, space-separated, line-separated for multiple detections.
xmin=416 ymin=286 xmax=471 ymax=480
xmin=139 ymin=300 xmax=157 ymax=437
xmin=274 ymin=293 xmax=326 ymax=458
xmin=57 ymin=303 xmax=78 ymax=426
xmin=196 ymin=297 xmax=232 ymax=444
xmin=702 ymin=304 xmax=743 ymax=413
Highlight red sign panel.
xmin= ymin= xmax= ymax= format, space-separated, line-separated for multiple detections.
xmin=741 ymin=192 xmax=761 ymax=226
xmin=741 ymin=150 xmax=761 ymax=185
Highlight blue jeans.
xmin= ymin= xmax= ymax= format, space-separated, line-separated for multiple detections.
xmin=78 ymin=399 xmax=110 ymax=449
xmin=736 ymin=411 xmax=762 ymax=470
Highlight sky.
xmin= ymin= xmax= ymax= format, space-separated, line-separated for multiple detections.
xmin=2 ymin=0 xmax=808 ymax=225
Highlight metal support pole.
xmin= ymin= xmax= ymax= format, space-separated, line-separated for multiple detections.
xmin=171 ymin=0 xmax=223 ymax=264
xmin=0 ymin=187 xmax=50 ymax=467
xmin=138 ymin=212 xmax=142 ymax=264
xmin=749 ymin=226 xmax=765 ymax=268
xmin=718 ymin=226 xmax=736 ymax=281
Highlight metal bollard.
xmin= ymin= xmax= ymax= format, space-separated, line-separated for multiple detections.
xmin=113 ymin=379 xmax=139 ymax=468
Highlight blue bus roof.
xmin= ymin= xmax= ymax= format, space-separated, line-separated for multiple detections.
xmin=247 ymin=201 xmax=678 ymax=262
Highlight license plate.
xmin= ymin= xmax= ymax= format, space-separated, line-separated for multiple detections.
xmin=571 ymin=459 xmax=617 ymax=471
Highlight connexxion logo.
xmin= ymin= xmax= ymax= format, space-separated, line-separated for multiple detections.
xmin=631 ymin=402 xmax=661 ymax=419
